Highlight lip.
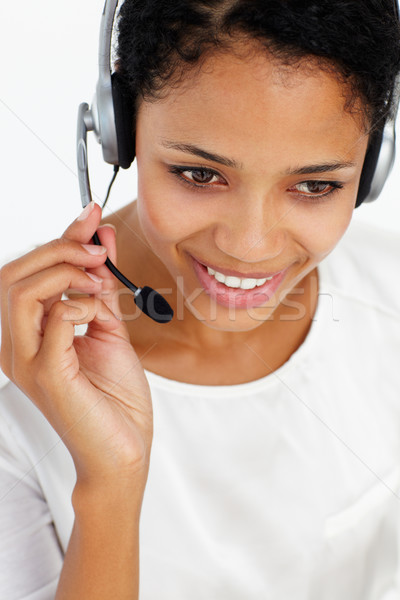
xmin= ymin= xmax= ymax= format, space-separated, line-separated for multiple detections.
xmin=190 ymin=255 xmax=286 ymax=279
xmin=190 ymin=255 xmax=288 ymax=310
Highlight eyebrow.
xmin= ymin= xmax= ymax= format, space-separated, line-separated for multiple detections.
xmin=160 ymin=139 xmax=356 ymax=175
xmin=160 ymin=140 xmax=243 ymax=169
xmin=285 ymin=162 xmax=356 ymax=175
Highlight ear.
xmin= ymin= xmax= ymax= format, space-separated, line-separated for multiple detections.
xmin=111 ymin=71 xmax=136 ymax=169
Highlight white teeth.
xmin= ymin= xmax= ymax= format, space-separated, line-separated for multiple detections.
xmin=224 ymin=276 xmax=242 ymax=288
xmin=207 ymin=267 xmax=274 ymax=290
xmin=214 ymin=272 xmax=226 ymax=284
xmin=240 ymin=278 xmax=258 ymax=290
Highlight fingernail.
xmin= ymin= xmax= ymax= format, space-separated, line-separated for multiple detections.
xmin=77 ymin=201 xmax=95 ymax=221
xmin=81 ymin=244 xmax=107 ymax=255
xmin=86 ymin=272 xmax=103 ymax=283
xmin=98 ymin=223 xmax=117 ymax=233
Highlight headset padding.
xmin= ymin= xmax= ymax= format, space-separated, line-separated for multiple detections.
xmin=355 ymin=128 xmax=384 ymax=207
xmin=111 ymin=71 xmax=136 ymax=169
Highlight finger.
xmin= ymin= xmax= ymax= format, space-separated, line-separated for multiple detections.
xmin=63 ymin=225 xmax=117 ymax=299
xmin=85 ymin=224 xmax=119 ymax=286
xmin=0 ymin=239 xmax=107 ymax=375
xmin=7 ymin=264 xmax=103 ymax=366
xmin=61 ymin=201 xmax=103 ymax=243
xmin=0 ymin=238 xmax=107 ymax=292
xmin=84 ymin=224 xmax=127 ymax=322
xmin=1 ymin=202 xmax=105 ymax=381
xmin=39 ymin=297 xmax=120 ymax=375
xmin=2 ymin=202 xmax=105 ymax=308
xmin=97 ymin=224 xmax=117 ymax=264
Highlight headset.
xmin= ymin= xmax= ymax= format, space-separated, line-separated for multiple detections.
xmin=77 ymin=0 xmax=173 ymax=324
xmin=77 ymin=0 xmax=399 ymax=322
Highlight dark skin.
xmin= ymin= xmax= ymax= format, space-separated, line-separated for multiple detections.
xmin=96 ymin=49 xmax=368 ymax=385
xmin=100 ymin=204 xmax=318 ymax=385
xmin=0 ymin=44 xmax=370 ymax=600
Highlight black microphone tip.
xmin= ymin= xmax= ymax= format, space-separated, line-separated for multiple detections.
xmin=134 ymin=286 xmax=174 ymax=323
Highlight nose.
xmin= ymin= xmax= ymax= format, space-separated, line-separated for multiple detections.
xmin=213 ymin=197 xmax=288 ymax=263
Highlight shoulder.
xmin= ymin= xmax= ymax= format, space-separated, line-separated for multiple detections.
xmin=0 ymin=381 xmax=58 ymax=447
xmin=0 ymin=381 xmax=76 ymax=549
xmin=0 ymin=380 xmax=74 ymax=472
xmin=320 ymin=218 xmax=400 ymax=319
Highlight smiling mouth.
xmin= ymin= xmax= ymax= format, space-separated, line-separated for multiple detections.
xmin=193 ymin=256 xmax=286 ymax=287
xmin=190 ymin=255 xmax=288 ymax=309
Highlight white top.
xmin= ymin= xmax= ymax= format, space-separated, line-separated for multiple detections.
xmin=1 ymin=219 xmax=400 ymax=600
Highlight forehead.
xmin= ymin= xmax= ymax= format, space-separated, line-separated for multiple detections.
xmin=137 ymin=48 xmax=368 ymax=169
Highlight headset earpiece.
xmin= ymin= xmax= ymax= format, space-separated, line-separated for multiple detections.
xmin=355 ymin=0 xmax=400 ymax=206
xmin=76 ymin=0 xmax=174 ymax=323
xmin=111 ymin=72 xmax=136 ymax=169
xmin=356 ymin=117 xmax=396 ymax=207
xmin=94 ymin=0 xmax=397 ymax=201
xmin=88 ymin=0 xmax=135 ymax=170
xmin=356 ymin=128 xmax=384 ymax=207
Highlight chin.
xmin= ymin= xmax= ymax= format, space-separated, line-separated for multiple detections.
xmin=185 ymin=297 xmax=277 ymax=332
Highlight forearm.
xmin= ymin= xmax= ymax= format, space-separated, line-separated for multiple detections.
xmin=56 ymin=478 xmax=146 ymax=600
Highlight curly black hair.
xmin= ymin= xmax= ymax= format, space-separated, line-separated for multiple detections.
xmin=117 ymin=0 xmax=400 ymax=132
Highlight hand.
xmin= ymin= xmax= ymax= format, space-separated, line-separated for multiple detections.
xmin=0 ymin=203 xmax=153 ymax=485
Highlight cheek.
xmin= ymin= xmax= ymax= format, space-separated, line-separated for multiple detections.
xmin=136 ymin=168 xmax=213 ymax=249
xmin=136 ymin=174 xmax=181 ymax=249
xmin=136 ymin=177 xmax=210 ymax=272
xmin=299 ymin=202 xmax=355 ymax=262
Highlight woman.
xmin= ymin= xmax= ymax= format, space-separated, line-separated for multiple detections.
xmin=1 ymin=0 xmax=400 ymax=598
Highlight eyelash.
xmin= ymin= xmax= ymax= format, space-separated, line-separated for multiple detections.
xmin=168 ymin=166 xmax=223 ymax=189
xmin=289 ymin=180 xmax=344 ymax=203
xmin=167 ymin=165 xmax=344 ymax=202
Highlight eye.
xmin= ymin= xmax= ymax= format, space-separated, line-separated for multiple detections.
xmin=168 ymin=166 xmax=226 ymax=189
xmin=290 ymin=180 xmax=343 ymax=200
xmin=296 ymin=181 xmax=331 ymax=195
xmin=188 ymin=169 xmax=218 ymax=184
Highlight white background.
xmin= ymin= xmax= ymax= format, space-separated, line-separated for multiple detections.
xmin=0 ymin=0 xmax=399 ymax=388
xmin=1 ymin=0 xmax=400 ymax=265
xmin=0 ymin=0 xmax=139 ymax=267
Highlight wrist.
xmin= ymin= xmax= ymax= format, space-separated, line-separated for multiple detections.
xmin=72 ymin=449 xmax=151 ymax=489
xmin=72 ymin=469 xmax=148 ymax=515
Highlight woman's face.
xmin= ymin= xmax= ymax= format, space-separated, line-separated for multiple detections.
xmin=134 ymin=48 xmax=369 ymax=332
